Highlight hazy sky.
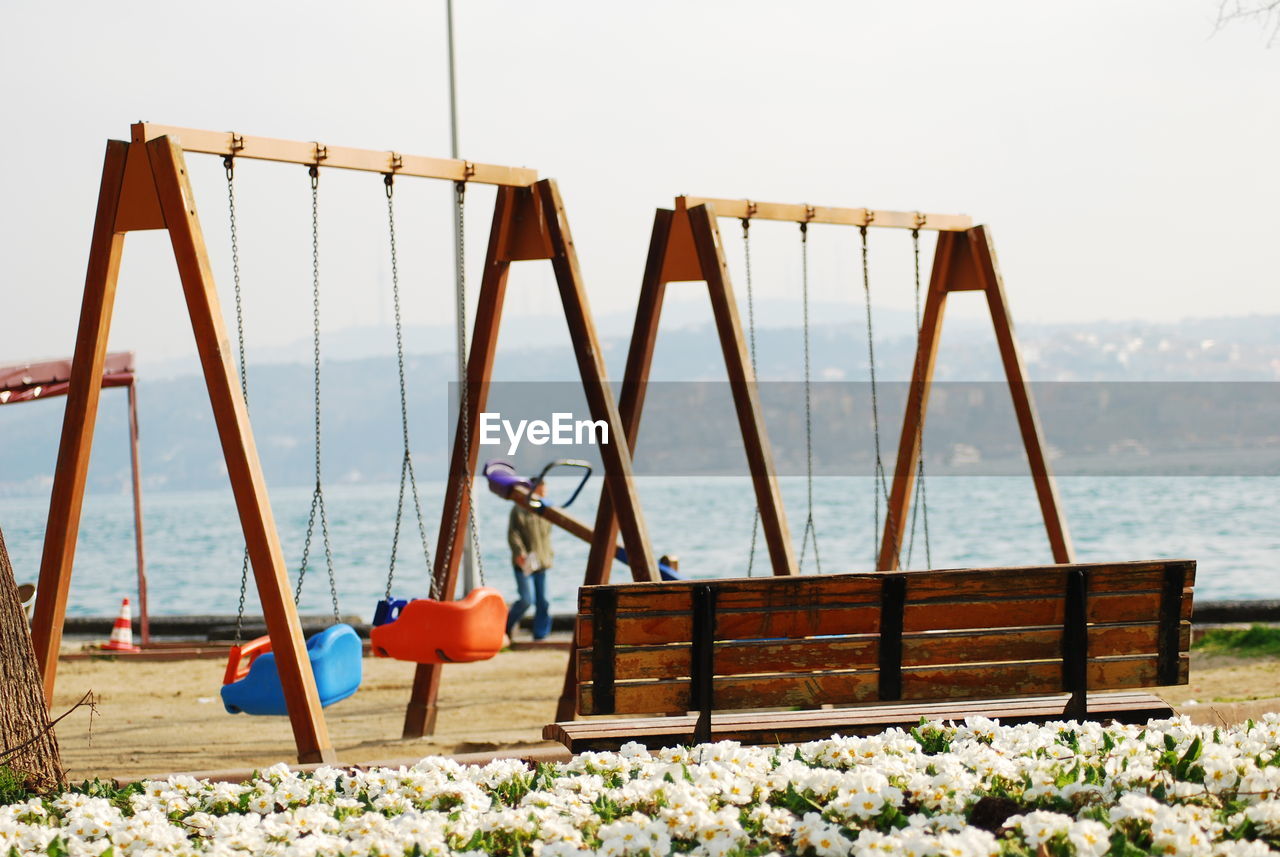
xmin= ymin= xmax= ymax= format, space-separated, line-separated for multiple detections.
xmin=1 ymin=1 xmax=1276 ymax=369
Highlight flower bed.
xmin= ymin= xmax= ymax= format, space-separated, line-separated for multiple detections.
xmin=3 ymin=715 xmax=1279 ymax=856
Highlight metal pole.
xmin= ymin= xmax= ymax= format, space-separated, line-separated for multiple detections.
xmin=127 ymin=380 xmax=149 ymax=645
xmin=447 ymin=0 xmax=477 ymax=595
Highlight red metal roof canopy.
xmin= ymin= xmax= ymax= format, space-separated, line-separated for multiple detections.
xmin=0 ymin=350 xmax=149 ymax=643
xmin=0 ymin=352 xmax=135 ymax=404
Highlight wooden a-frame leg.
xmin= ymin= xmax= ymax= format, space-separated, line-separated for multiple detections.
xmin=582 ymin=205 xmax=795 ymax=588
xmin=147 ymin=138 xmax=335 ymax=763
xmin=559 ymin=209 xmax=675 ymax=722
xmin=878 ymin=232 xmax=955 ymax=570
xmin=403 ymin=187 xmax=516 ymax=739
xmin=687 ymin=204 xmax=795 ymax=578
xmin=971 ymin=226 xmax=1073 ymax=563
xmin=581 ymin=209 xmax=676 ymax=591
xmin=879 ymin=227 xmax=1073 ymax=571
xmin=410 ymin=181 xmax=661 ymax=735
xmin=537 ymin=179 xmax=658 ymax=581
xmin=31 ymin=141 xmax=132 ymax=701
xmin=559 ymin=205 xmax=799 ymax=723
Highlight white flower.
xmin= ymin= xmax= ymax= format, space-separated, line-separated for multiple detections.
xmin=1007 ymin=810 xmax=1073 ymax=847
xmin=1067 ymin=819 xmax=1110 ymax=857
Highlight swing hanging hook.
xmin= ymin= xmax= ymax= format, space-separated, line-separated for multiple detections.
xmin=224 ymin=132 xmax=244 ymax=180
xmin=861 ymin=207 xmax=876 ymax=228
xmin=462 ymin=160 xmax=476 ymax=181
xmin=384 ymin=152 xmax=403 ymax=199
xmin=913 ymin=211 xmax=927 ymax=230
xmin=745 ymin=199 xmax=758 ymax=219
xmin=310 ymin=143 xmax=328 ymax=190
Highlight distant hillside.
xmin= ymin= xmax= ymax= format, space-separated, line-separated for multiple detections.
xmin=2 ymin=313 xmax=1277 ymax=494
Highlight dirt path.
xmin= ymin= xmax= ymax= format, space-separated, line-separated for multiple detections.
xmin=49 ymin=646 xmax=1280 ymax=781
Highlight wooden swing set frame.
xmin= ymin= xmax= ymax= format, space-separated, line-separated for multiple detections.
xmin=586 ymin=195 xmax=1073 ymax=579
xmin=556 ymin=195 xmax=1075 ymax=723
xmin=31 ymin=123 xmax=659 ymax=763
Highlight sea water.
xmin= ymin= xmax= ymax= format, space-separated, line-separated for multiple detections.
xmin=0 ymin=476 xmax=1275 ymax=620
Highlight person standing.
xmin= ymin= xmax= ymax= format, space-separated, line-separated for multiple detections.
xmin=507 ymin=482 xmax=554 ymax=640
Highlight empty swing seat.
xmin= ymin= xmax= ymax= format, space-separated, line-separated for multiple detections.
xmin=371 ymin=587 xmax=506 ymax=664
xmin=221 ymin=623 xmax=363 ymax=716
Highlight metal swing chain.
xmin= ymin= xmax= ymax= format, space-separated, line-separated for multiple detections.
xmin=860 ymin=225 xmax=895 ymax=569
xmin=798 ymin=222 xmax=822 ymax=574
xmin=384 ymin=175 xmax=435 ymax=599
xmin=226 ymin=156 xmax=251 ymax=644
xmin=742 ymin=218 xmax=761 ymax=577
xmin=295 ymin=165 xmax=341 ymax=623
xmin=904 ymin=227 xmax=932 ymax=568
xmin=438 ymin=180 xmax=485 ymax=600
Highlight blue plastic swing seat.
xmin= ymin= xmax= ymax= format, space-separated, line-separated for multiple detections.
xmin=221 ymin=623 xmax=363 ymax=716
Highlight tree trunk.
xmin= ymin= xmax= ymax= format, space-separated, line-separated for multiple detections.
xmin=0 ymin=525 xmax=63 ymax=790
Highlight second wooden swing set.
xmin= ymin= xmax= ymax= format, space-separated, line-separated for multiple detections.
xmin=549 ymin=194 xmax=1079 ymax=723
xmin=586 ymin=193 xmax=1073 ymax=584
xmin=30 ymin=122 xmax=660 ymax=763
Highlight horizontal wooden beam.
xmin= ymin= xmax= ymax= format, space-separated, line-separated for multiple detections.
xmin=678 ymin=196 xmax=973 ymax=232
xmin=132 ymin=124 xmax=537 ymax=187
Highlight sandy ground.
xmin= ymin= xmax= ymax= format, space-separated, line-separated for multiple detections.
xmin=51 ymin=641 xmax=572 ymax=782
xmin=48 ymin=644 xmax=1280 ymax=782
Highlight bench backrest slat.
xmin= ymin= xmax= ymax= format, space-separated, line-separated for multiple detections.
xmin=575 ymin=560 xmax=1194 ymax=717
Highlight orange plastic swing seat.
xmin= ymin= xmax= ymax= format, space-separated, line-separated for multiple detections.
xmin=370 ymin=586 xmax=507 ymax=664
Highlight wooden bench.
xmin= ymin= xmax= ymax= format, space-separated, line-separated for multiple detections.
xmin=544 ymin=560 xmax=1194 ymax=752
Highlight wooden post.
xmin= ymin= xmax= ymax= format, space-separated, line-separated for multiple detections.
xmin=402 ymin=186 xmax=516 ymax=739
xmin=31 ymin=141 xmax=132 ymax=699
xmin=31 ymin=136 xmax=336 ymax=764
xmin=403 ymin=179 xmax=660 ymax=737
xmin=878 ymin=226 xmax=1073 ymax=570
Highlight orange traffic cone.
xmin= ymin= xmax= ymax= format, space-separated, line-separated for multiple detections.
xmin=102 ymin=598 xmax=140 ymax=652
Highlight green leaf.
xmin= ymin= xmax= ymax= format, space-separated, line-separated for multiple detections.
xmin=1174 ymin=736 xmax=1203 ymax=779
xmin=1180 ymin=736 xmax=1203 ymax=765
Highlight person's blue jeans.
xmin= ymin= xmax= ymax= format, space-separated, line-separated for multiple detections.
xmin=507 ymin=564 xmax=551 ymax=640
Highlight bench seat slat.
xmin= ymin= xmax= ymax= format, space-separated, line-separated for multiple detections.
xmin=548 ymin=691 xmax=1177 ymax=753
